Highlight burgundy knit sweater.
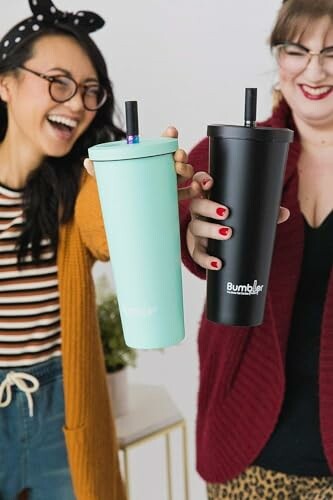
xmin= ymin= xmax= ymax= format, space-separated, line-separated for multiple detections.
xmin=179 ymin=100 xmax=333 ymax=483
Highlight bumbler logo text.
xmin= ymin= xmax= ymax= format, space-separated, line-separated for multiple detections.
xmin=226 ymin=280 xmax=264 ymax=296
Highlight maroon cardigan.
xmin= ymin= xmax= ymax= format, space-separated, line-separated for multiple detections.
xmin=179 ymin=100 xmax=333 ymax=483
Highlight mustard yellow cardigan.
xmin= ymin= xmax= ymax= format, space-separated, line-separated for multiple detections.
xmin=57 ymin=171 xmax=126 ymax=500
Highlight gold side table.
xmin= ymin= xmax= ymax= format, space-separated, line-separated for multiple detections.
xmin=116 ymin=384 xmax=190 ymax=500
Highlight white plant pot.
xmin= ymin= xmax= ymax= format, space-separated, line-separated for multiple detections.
xmin=106 ymin=367 xmax=129 ymax=418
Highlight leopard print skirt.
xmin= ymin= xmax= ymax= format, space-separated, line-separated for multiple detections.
xmin=207 ymin=466 xmax=333 ymax=499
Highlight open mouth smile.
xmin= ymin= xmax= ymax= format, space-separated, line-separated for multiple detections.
xmin=299 ymin=84 xmax=333 ymax=100
xmin=47 ymin=114 xmax=79 ymax=140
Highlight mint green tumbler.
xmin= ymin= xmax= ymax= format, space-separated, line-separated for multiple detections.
xmin=88 ymin=138 xmax=185 ymax=349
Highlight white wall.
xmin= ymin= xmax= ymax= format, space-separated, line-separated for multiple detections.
xmin=1 ymin=1 xmax=283 ymax=498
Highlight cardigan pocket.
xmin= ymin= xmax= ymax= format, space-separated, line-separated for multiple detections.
xmin=63 ymin=423 xmax=126 ymax=500
xmin=198 ymin=319 xmax=251 ymax=418
xmin=63 ymin=423 xmax=86 ymax=448
xmin=63 ymin=424 xmax=94 ymax=499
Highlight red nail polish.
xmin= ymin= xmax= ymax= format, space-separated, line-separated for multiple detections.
xmin=216 ymin=207 xmax=226 ymax=217
xmin=219 ymin=227 xmax=229 ymax=236
xmin=211 ymin=261 xmax=219 ymax=269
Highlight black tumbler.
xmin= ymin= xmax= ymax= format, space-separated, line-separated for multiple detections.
xmin=206 ymin=88 xmax=294 ymax=326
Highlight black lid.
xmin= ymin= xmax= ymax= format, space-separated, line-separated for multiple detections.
xmin=207 ymin=124 xmax=294 ymax=143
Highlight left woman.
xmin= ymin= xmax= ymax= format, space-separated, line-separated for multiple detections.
xmin=0 ymin=1 xmax=197 ymax=499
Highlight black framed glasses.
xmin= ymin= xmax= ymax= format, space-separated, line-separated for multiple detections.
xmin=19 ymin=65 xmax=108 ymax=111
xmin=272 ymin=42 xmax=333 ymax=74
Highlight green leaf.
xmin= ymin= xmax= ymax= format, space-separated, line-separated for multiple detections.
xmin=97 ymin=293 xmax=137 ymax=373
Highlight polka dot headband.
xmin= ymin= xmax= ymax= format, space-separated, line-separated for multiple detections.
xmin=0 ymin=0 xmax=105 ymax=61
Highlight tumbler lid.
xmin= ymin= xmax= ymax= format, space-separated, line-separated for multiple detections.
xmin=88 ymin=137 xmax=178 ymax=161
xmin=207 ymin=125 xmax=294 ymax=143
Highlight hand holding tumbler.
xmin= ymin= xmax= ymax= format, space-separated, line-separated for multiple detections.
xmin=88 ymin=102 xmax=185 ymax=349
xmin=206 ymin=88 xmax=294 ymax=326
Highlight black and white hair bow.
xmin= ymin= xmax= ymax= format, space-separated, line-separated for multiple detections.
xmin=0 ymin=0 xmax=105 ymax=61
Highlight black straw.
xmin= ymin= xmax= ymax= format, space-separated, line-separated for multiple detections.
xmin=244 ymin=88 xmax=257 ymax=128
xmin=125 ymin=101 xmax=139 ymax=143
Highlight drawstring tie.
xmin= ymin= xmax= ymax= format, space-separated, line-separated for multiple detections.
xmin=0 ymin=371 xmax=40 ymax=417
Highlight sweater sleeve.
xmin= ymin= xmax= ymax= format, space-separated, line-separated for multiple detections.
xmin=74 ymin=171 xmax=110 ymax=262
xmin=179 ymin=137 xmax=210 ymax=280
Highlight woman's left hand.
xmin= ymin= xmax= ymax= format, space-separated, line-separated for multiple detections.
xmin=84 ymin=126 xmax=200 ymax=202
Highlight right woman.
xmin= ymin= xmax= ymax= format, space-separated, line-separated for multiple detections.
xmin=180 ymin=0 xmax=333 ymax=498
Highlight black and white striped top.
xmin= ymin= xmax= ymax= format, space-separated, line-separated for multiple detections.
xmin=0 ymin=183 xmax=61 ymax=367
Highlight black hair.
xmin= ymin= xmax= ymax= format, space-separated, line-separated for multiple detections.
xmin=0 ymin=26 xmax=125 ymax=264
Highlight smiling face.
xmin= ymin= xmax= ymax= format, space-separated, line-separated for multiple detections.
xmin=278 ymin=16 xmax=333 ymax=129
xmin=0 ymin=34 xmax=98 ymax=161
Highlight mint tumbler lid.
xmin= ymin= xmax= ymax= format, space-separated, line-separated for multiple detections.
xmin=88 ymin=137 xmax=178 ymax=162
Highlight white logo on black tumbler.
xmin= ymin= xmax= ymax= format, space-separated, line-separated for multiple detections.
xmin=206 ymin=88 xmax=294 ymax=326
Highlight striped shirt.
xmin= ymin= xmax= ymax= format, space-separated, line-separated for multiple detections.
xmin=0 ymin=183 xmax=61 ymax=367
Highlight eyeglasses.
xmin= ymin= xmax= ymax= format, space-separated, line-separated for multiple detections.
xmin=19 ymin=66 xmax=108 ymax=111
xmin=272 ymin=42 xmax=333 ymax=75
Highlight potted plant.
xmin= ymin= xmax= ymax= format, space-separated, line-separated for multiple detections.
xmin=96 ymin=275 xmax=137 ymax=417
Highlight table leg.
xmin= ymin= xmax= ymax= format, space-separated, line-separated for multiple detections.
xmin=182 ymin=423 xmax=190 ymax=500
xmin=123 ymin=448 xmax=130 ymax=500
xmin=165 ymin=432 xmax=173 ymax=500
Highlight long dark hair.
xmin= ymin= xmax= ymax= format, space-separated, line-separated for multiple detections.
xmin=0 ymin=27 xmax=125 ymax=264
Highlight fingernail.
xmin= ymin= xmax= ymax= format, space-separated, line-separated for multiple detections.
xmin=216 ymin=207 xmax=226 ymax=217
xmin=219 ymin=227 xmax=229 ymax=237
xmin=211 ymin=261 xmax=219 ymax=269
xmin=202 ymin=178 xmax=211 ymax=186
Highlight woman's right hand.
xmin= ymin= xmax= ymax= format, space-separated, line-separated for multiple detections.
xmin=187 ymin=172 xmax=290 ymax=271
